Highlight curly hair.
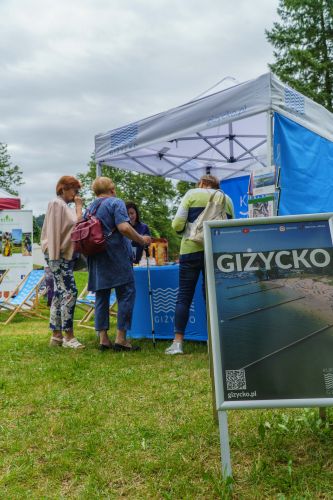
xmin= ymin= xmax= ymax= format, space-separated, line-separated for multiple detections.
xmin=91 ymin=176 xmax=115 ymax=196
xmin=198 ymin=174 xmax=220 ymax=189
xmin=56 ymin=176 xmax=81 ymax=195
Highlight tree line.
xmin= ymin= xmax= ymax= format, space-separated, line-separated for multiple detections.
xmin=1 ymin=0 xmax=332 ymax=254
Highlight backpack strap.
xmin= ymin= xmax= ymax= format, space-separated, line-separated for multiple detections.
xmin=87 ymin=197 xmax=107 ymax=217
xmin=87 ymin=197 xmax=116 ymax=239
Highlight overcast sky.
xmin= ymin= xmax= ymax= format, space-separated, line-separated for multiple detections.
xmin=1 ymin=0 xmax=279 ymax=215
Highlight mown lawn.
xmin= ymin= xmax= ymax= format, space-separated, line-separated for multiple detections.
xmin=0 ymin=273 xmax=333 ymax=498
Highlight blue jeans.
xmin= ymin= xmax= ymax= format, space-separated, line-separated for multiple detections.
xmin=174 ymin=256 xmax=206 ymax=335
xmin=95 ymin=281 xmax=136 ymax=332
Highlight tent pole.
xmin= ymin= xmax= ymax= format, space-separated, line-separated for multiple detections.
xmin=96 ymin=162 xmax=102 ymax=178
xmin=266 ymin=111 xmax=274 ymax=167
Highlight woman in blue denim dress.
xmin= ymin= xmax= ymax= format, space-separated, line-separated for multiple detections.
xmin=86 ymin=177 xmax=151 ymax=351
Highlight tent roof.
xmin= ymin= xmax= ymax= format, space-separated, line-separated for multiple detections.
xmin=95 ymin=72 xmax=333 ymax=182
xmin=0 ymin=188 xmax=20 ymax=210
xmin=0 ymin=188 xmax=20 ymax=199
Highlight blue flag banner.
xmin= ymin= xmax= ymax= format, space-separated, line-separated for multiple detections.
xmin=274 ymin=113 xmax=333 ymax=215
xmin=221 ymin=175 xmax=250 ymax=219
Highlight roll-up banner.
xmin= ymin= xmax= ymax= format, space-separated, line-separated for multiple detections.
xmin=0 ymin=210 xmax=33 ymax=298
xmin=204 ymin=214 xmax=333 ymax=411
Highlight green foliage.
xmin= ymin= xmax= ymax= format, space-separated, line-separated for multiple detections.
xmin=0 ymin=143 xmax=24 ymax=195
xmin=34 ymin=214 xmax=45 ymax=229
xmin=176 ymin=179 xmax=196 ymax=197
xmin=77 ymin=158 xmax=192 ymax=260
xmin=32 ymin=217 xmax=41 ymax=244
xmin=266 ymin=0 xmax=333 ymax=111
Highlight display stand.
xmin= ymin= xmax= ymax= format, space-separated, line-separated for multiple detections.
xmin=204 ymin=213 xmax=333 ymax=479
xmin=248 ymin=165 xmax=279 ymax=218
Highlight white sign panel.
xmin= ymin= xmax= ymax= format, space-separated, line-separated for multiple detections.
xmin=0 ymin=210 xmax=33 ymax=298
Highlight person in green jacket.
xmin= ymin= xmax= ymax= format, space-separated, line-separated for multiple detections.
xmin=165 ymin=175 xmax=234 ymax=355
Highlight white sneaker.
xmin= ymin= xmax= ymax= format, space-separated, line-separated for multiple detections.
xmin=62 ymin=337 xmax=85 ymax=349
xmin=165 ymin=341 xmax=183 ymax=355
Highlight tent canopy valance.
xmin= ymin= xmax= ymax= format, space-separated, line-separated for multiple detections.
xmin=95 ymin=72 xmax=333 ymax=185
xmin=0 ymin=188 xmax=21 ymax=210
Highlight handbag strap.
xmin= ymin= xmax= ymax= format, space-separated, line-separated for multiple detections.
xmin=87 ymin=197 xmax=117 ymax=239
xmin=87 ymin=197 xmax=108 ymax=217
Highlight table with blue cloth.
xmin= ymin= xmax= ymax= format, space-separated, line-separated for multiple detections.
xmin=127 ymin=264 xmax=207 ymax=341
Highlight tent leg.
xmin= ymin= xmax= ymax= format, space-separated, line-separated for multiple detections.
xmin=266 ymin=110 xmax=274 ymax=166
xmin=96 ymin=162 xmax=102 ymax=177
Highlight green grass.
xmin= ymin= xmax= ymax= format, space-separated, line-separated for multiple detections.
xmin=0 ymin=273 xmax=333 ymax=498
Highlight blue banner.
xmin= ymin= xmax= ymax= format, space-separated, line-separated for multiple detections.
xmin=274 ymin=113 xmax=333 ymax=215
xmin=127 ymin=264 xmax=207 ymax=341
xmin=221 ymin=175 xmax=250 ymax=219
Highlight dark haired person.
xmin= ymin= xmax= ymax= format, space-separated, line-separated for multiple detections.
xmin=165 ymin=175 xmax=235 ymax=355
xmin=41 ymin=175 xmax=84 ymax=349
xmin=126 ymin=201 xmax=151 ymax=264
xmin=87 ymin=177 xmax=151 ymax=351
xmin=24 ymin=234 xmax=32 ymax=255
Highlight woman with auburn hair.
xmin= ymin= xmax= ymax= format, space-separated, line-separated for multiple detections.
xmin=86 ymin=176 xmax=151 ymax=351
xmin=41 ymin=175 xmax=84 ymax=349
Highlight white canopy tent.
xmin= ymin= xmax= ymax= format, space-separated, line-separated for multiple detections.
xmin=95 ymin=72 xmax=333 ymax=186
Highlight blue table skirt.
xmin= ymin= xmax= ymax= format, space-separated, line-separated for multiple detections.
xmin=127 ymin=264 xmax=208 ymax=341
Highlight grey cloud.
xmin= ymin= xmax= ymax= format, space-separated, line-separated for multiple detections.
xmin=1 ymin=0 xmax=279 ymax=215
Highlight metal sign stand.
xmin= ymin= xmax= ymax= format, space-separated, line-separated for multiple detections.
xmin=204 ymin=214 xmax=333 ymax=484
xmin=218 ymin=411 xmax=232 ymax=478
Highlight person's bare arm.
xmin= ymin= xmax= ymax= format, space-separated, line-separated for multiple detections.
xmin=74 ymin=195 xmax=83 ymax=221
xmin=117 ymin=222 xmax=151 ymax=246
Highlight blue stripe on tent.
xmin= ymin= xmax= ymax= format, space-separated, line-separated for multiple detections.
xmin=110 ymin=123 xmax=138 ymax=149
xmin=221 ymin=175 xmax=250 ymax=219
xmin=274 ymin=113 xmax=333 ymax=215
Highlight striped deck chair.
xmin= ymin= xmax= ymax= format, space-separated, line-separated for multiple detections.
xmin=0 ymin=269 xmax=47 ymax=325
xmin=77 ymin=287 xmax=117 ymax=329
xmin=0 ymin=269 xmax=9 ymax=285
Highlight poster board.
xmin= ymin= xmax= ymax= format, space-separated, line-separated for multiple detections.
xmin=0 ymin=210 xmax=33 ymax=298
xmin=204 ymin=213 xmax=333 ymax=411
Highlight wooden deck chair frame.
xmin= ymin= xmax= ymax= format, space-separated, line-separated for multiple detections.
xmin=0 ymin=270 xmax=48 ymax=325
xmin=75 ymin=285 xmax=95 ymax=321
xmin=0 ymin=269 xmax=9 ymax=286
xmin=77 ymin=288 xmax=117 ymax=330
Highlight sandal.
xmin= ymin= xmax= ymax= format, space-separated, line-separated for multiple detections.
xmin=114 ymin=343 xmax=141 ymax=352
xmin=98 ymin=343 xmax=113 ymax=351
xmin=50 ymin=336 xmax=63 ymax=347
xmin=62 ymin=337 xmax=85 ymax=349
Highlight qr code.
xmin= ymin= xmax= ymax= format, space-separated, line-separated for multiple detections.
xmin=323 ymin=369 xmax=333 ymax=395
xmin=226 ymin=369 xmax=246 ymax=390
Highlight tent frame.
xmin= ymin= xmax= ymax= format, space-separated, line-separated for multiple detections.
xmin=95 ymin=72 xmax=333 ymax=184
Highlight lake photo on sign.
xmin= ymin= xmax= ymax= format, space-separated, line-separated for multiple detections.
xmin=211 ymin=219 xmax=333 ymax=403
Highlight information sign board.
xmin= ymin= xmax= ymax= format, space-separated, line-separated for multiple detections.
xmin=205 ymin=214 xmax=333 ymax=410
xmin=0 ymin=210 xmax=33 ymax=297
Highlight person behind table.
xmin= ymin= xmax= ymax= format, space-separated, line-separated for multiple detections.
xmin=86 ymin=177 xmax=151 ymax=351
xmin=165 ymin=174 xmax=235 ymax=355
xmin=125 ymin=201 xmax=151 ymax=264
xmin=24 ymin=234 xmax=32 ymax=255
xmin=41 ymin=175 xmax=84 ymax=349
